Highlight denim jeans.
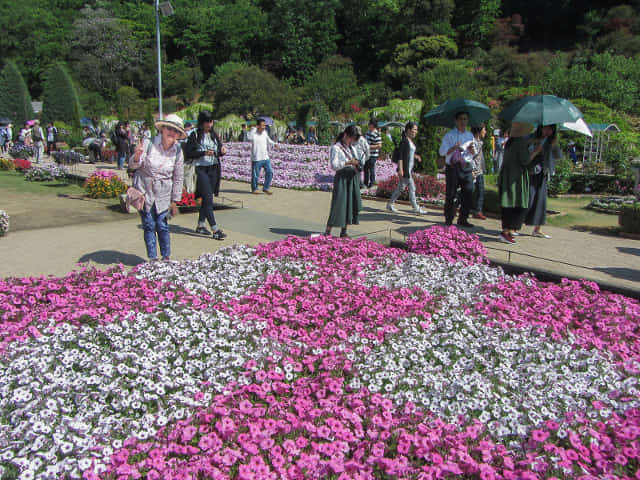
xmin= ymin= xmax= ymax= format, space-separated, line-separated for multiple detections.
xmin=363 ymin=156 xmax=377 ymax=187
xmin=117 ymin=155 xmax=126 ymax=169
xmin=389 ymin=176 xmax=418 ymax=210
xmin=139 ymin=205 xmax=170 ymax=260
xmin=251 ymin=159 xmax=273 ymax=192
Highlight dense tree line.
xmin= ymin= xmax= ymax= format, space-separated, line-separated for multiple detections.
xmin=0 ymin=0 xmax=639 ymax=121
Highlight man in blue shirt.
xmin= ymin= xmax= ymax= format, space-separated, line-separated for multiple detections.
xmin=439 ymin=111 xmax=476 ymax=227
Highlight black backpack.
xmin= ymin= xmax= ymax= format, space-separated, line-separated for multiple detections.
xmin=110 ymin=128 xmax=119 ymax=146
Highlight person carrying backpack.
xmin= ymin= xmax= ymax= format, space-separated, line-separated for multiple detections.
xmin=386 ymin=122 xmax=426 ymax=215
xmin=31 ymin=121 xmax=45 ymax=163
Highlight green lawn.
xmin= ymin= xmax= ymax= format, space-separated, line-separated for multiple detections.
xmin=0 ymin=171 xmax=87 ymax=195
xmin=546 ymin=196 xmax=620 ymax=233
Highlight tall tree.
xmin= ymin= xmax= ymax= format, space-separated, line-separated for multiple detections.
xmin=0 ymin=61 xmax=34 ymax=128
xmin=70 ymin=6 xmax=145 ymax=97
xmin=41 ymin=63 xmax=82 ymax=126
xmin=452 ymin=0 xmax=501 ymax=50
xmin=264 ymin=0 xmax=340 ymax=83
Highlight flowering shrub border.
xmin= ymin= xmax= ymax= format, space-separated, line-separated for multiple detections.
xmin=84 ymin=170 xmax=128 ymax=198
xmin=24 ymin=162 xmax=69 ymax=182
xmin=375 ymin=173 xmax=446 ymax=205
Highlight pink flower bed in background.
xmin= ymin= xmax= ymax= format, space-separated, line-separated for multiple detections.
xmin=222 ymin=142 xmax=398 ymax=191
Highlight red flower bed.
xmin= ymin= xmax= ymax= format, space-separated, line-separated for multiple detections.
xmin=376 ymin=173 xmax=445 ymax=203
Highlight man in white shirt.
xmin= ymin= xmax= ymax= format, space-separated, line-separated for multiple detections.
xmin=438 ymin=111 xmax=476 ymax=227
xmin=247 ymin=118 xmax=276 ymax=195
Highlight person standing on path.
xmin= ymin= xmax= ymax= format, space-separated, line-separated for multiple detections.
xmin=248 ymin=118 xmax=276 ymax=195
xmin=31 ymin=121 xmax=45 ymax=163
xmin=46 ymin=122 xmax=57 ymax=156
xmin=471 ymin=124 xmax=488 ymax=220
xmin=363 ymin=119 xmax=382 ymax=188
xmin=129 ymin=114 xmax=185 ymax=261
xmin=439 ymin=111 xmax=475 ymax=227
xmin=115 ymin=121 xmax=129 ymax=170
xmin=184 ymin=110 xmax=228 ymax=241
xmin=498 ymin=122 xmax=536 ymax=244
xmin=386 ymin=122 xmax=426 ymax=215
xmin=525 ymin=124 xmax=562 ymax=239
xmin=325 ymin=125 xmax=363 ymax=238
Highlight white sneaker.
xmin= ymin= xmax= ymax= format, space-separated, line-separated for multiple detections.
xmin=413 ymin=207 xmax=426 ymax=215
xmin=386 ymin=203 xmax=398 ymax=213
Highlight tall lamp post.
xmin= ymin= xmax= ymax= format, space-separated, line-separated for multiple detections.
xmin=155 ymin=0 xmax=174 ymax=120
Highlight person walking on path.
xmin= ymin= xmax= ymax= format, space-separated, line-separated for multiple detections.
xmin=129 ymin=114 xmax=185 ymax=261
xmin=248 ymin=118 xmax=276 ymax=195
xmin=325 ymin=125 xmax=363 ymax=238
xmin=439 ymin=111 xmax=475 ymax=227
xmin=31 ymin=121 xmax=45 ymax=163
xmin=471 ymin=124 xmax=488 ymax=220
xmin=184 ymin=110 xmax=228 ymax=241
xmin=363 ymin=119 xmax=382 ymax=188
xmin=498 ymin=122 xmax=536 ymax=244
xmin=46 ymin=122 xmax=57 ymax=156
xmin=386 ymin=121 xmax=426 ymax=215
xmin=525 ymin=124 xmax=562 ymax=239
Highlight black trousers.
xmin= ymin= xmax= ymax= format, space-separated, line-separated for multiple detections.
xmin=444 ymin=165 xmax=473 ymax=224
xmin=196 ymin=165 xmax=220 ymax=227
xmin=501 ymin=207 xmax=527 ymax=231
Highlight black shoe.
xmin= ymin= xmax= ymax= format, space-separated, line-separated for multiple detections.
xmin=457 ymin=220 xmax=475 ymax=228
xmin=212 ymin=230 xmax=227 ymax=240
xmin=195 ymin=226 xmax=211 ymax=235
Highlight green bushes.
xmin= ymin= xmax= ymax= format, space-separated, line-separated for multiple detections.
xmin=619 ymin=204 xmax=640 ymax=234
xmin=569 ymin=174 xmax=635 ymax=194
xmin=548 ymin=156 xmax=573 ymax=195
xmin=482 ymin=188 xmax=501 ymax=215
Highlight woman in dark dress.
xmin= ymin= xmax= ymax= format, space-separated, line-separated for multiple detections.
xmin=525 ymin=125 xmax=562 ymax=239
xmin=325 ymin=125 xmax=362 ymax=238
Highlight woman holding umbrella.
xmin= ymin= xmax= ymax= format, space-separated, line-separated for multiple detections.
xmin=524 ymin=125 xmax=562 ymax=239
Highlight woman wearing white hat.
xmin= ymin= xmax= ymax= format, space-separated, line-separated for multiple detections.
xmin=129 ymin=114 xmax=185 ymax=261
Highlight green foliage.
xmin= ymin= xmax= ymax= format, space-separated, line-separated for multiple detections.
xmin=265 ymin=0 xmax=340 ymax=83
xmin=543 ymin=53 xmax=640 ymax=113
xmin=548 ymin=156 xmax=573 ymax=195
xmin=201 ymin=62 xmax=249 ymax=101
xmin=312 ymin=101 xmax=332 ymax=145
xmin=0 ymin=158 xmax=16 ymax=171
xmin=115 ymin=87 xmax=144 ymax=121
xmin=380 ymin=133 xmax=395 ymax=157
xmin=453 ymin=0 xmax=501 ymax=51
xmin=41 ymin=62 xmax=82 ymax=127
xmin=56 ymin=123 xmax=84 ymax=149
xmin=370 ymin=99 xmax=423 ymax=122
xmin=415 ymin=80 xmax=439 ymax=176
xmin=70 ymin=6 xmax=147 ymax=97
xmin=0 ymin=61 xmax=34 ymax=127
xmin=606 ymin=131 xmax=640 ymax=178
xmin=296 ymin=103 xmax=313 ymax=134
xmin=303 ymin=57 xmax=358 ymax=112
xmin=619 ymin=204 xmax=640 ymax=234
xmin=385 ymin=35 xmax=458 ymax=88
xmin=484 ymin=46 xmax=549 ymax=88
xmin=175 ymin=103 xmax=215 ymax=122
xmin=163 ymin=59 xmax=203 ymax=106
xmin=213 ymin=65 xmax=296 ymax=118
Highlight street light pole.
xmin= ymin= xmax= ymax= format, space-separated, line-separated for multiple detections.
xmin=155 ymin=0 xmax=163 ymax=120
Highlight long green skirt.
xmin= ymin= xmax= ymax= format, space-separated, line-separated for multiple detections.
xmin=327 ymin=168 xmax=362 ymax=228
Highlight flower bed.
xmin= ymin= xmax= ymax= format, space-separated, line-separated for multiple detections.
xmin=375 ymin=173 xmax=446 ymax=205
xmin=0 ymin=210 xmax=8 ymax=236
xmin=407 ymin=225 xmax=489 ymax=265
xmin=8 ymin=144 xmax=34 ymax=159
xmin=222 ymin=142 xmax=398 ymax=190
xmin=84 ymin=170 xmax=128 ymax=198
xmin=11 ymin=158 xmax=31 ymax=172
xmin=176 ymin=190 xmax=200 ymax=207
xmin=24 ymin=162 xmax=69 ymax=182
xmin=0 ymin=158 xmax=15 ymax=171
xmin=588 ymin=195 xmax=639 ymax=214
xmin=1 ymin=235 xmax=640 ymax=479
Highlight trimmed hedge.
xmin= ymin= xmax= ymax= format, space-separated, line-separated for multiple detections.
xmin=569 ymin=174 xmax=635 ymax=195
xmin=619 ymin=204 xmax=640 ymax=234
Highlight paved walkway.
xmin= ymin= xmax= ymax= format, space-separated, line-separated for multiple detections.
xmin=2 ymin=162 xmax=639 ymax=297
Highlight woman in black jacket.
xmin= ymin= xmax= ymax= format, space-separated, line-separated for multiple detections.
xmin=386 ymin=122 xmax=426 ymax=215
xmin=183 ymin=110 xmax=227 ymax=240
